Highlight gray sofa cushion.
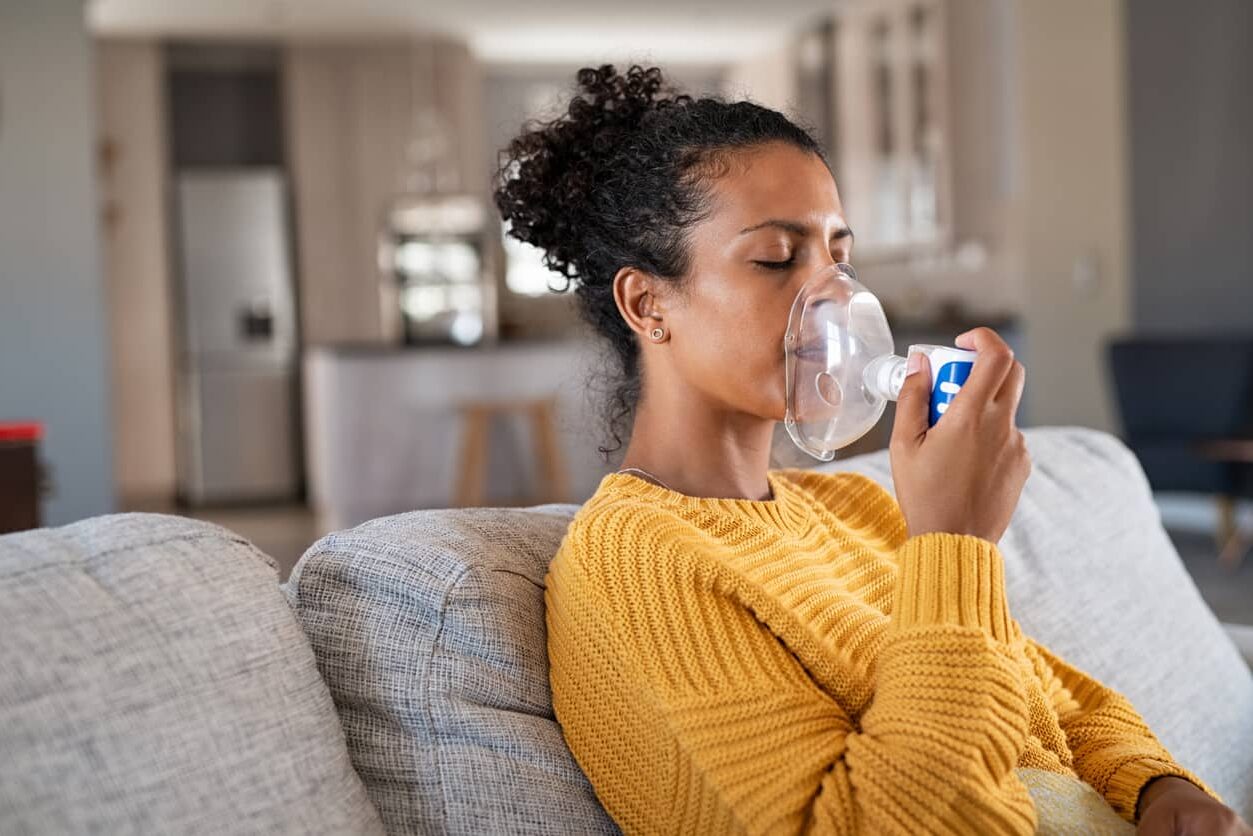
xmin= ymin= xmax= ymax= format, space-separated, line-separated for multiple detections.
xmin=820 ymin=426 xmax=1253 ymax=822
xmin=284 ymin=507 xmax=620 ymax=835
xmin=0 ymin=513 xmax=385 ymax=836
xmin=285 ymin=427 xmax=1253 ymax=832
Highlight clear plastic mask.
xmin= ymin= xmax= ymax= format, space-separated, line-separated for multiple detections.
xmin=783 ymin=263 xmax=900 ymax=461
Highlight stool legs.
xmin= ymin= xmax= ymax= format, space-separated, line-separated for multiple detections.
xmin=454 ymin=407 xmax=491 ymax=507
xmin=454 ymin=398 xmax=570 ymax=507
xmin=1215 ymin=495 xmax=1249 ymax=571
xmin=530 ymin=398 xmax=570 ymax=505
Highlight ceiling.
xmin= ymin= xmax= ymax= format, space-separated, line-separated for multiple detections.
xmin=87 ymin=0 xmax=840 ymax=66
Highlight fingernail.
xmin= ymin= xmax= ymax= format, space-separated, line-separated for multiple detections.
xmin=906 ymin=352 xmax=922 ymax=376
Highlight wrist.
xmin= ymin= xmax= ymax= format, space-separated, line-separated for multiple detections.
xmin=905 ymin=521 xmax=1000 ymax=542
xmin=1136 ymin=776 xmax=1195 ymax=820
xmin=890 ymin=532 xmax=1014 ymax=642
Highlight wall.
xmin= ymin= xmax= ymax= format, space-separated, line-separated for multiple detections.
xmin=1127 ymin=0 xmax=1253 ymax=334
xmin=0 ymin=0 xmax=116 ymax=523
xmin=97 ymin=39 xmax=178 ymax=504
xmin=720 ymin=39 xmax=798 ymax=115
xmin=1011 ymin=0 xmax=1131 ymax=432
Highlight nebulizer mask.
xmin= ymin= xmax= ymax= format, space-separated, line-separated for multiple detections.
xmin=783 ymin=262 xmax=977 ymax=461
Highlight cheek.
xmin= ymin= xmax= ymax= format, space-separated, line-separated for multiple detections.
xmin=678 ymin=289 xmax=789 ymax=412
xmin=689 ymin=287 xmax=782 ymax=369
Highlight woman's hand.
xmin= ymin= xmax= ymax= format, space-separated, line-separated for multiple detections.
xmin=888 ymin=326 xmax=1030 ymax=544
xmin=1136 ymin=776 xmax=1253 ymax=835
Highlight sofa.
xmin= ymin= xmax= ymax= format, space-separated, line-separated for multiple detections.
xmin=1 ymin=426 xmax=1251 ymax=834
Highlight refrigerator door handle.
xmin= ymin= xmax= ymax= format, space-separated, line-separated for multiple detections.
xmin=238 ymin=298 xmax=275 ymax=342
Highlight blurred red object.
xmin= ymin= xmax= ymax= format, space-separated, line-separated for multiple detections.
xmin=0 ymin=421 xmax=46 ymax=533
xmin=0 ymin=421 xmax=44 ymax=442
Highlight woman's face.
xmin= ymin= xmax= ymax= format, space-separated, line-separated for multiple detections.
xmin=662 ymin=140 xmax=854 ymax=422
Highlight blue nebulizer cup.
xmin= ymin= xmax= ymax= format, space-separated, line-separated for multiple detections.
xmin=782 ymin=263 xmax=978 ymax=461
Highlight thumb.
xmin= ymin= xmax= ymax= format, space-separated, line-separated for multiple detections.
xmin=891 ymin=351 xmax=931 ymax=446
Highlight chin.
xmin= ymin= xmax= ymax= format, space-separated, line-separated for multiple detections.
xmin=760 ymin=392 xmax=789 ymax=423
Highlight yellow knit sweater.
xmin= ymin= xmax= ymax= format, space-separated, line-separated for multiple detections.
xmin=544 ymin=468 xmax=1222 ymax=834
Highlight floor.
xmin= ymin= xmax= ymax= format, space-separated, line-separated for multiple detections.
xmin=1165 ymin=527 xmax=1253 ymax=626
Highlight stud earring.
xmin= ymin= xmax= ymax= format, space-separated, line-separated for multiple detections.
xmin=650 ymin=327 xmax=665 ymax=341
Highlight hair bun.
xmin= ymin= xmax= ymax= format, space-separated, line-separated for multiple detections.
xmin=493 ymin=64 xmax=689 ymax=283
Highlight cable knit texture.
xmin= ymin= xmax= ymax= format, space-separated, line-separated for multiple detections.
xmin=544 ymin=468 xmax=1223 ymax=834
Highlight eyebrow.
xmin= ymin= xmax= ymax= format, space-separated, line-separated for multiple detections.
xmin=738 ymin=219 xmax=855 ymax=243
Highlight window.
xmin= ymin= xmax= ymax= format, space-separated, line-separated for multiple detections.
xmin=502 ymin=219 xmax=570 ymax=297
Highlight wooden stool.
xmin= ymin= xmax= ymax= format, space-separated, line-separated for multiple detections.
xmin=453 ymin=396 xmax=570 ymax=507
xmin=1193 ymin=439 xmax=1253 ymax=571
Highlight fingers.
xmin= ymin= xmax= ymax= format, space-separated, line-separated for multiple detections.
xmin=1014 ymin=428 xmax=1032 ymax=480
xmin=994 ymin=359 xmax=1026 ymax=416
xmin=890 ymin=350 xmax=931 ymax=448
xmin=949 ymin=327 xmax=1016 ymax=419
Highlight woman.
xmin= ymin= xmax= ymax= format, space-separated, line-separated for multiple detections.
xmin=493 ymin=64 xmax=1247 ymax=835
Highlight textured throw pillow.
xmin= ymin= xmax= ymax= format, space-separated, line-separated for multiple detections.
xmin=284 ymin=506 xmax=620 ymax=835
xmin=1016 ymin=768 xmax=1135 ymax=835
xmin=0 ymin=513 xmax=385 ymax=835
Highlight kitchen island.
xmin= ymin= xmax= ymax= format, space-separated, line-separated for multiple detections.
xmin=303 ymin=338 xmax=614 ymax=529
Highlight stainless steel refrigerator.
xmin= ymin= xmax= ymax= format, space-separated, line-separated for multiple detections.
xmin=173 ymin=169 xmax=300 ymax=504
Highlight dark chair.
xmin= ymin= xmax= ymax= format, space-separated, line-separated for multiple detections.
xmin=1106 ymin=335 xmax=1253 ymax=564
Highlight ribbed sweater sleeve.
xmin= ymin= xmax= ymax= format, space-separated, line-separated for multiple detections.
xmin=840 ymin=531 xmax=1035 ymax=833
xmin=546 ymin=522 xmax=1040 ymax=835
xmin=1022 ymin=636 xmax=1224 ymax=823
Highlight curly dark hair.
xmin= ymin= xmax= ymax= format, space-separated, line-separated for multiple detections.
xmin=492 ymin=63 xmax=829 ymax=461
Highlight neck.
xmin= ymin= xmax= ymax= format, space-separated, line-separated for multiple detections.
xmin=620 ymin=387 xmax=777 ymax=502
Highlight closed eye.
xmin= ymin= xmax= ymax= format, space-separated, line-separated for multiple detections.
xmin=753 ymin=258 xmax=795 ymax=271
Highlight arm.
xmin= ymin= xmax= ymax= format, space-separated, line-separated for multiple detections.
xmin=1022 ymin=635 xmax=1224 ymax=824
xmin=546 ymin=531 xmax=1038 ymax=835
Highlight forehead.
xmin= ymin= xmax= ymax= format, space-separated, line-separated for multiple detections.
xmin=701 ymin=142 xmax=844 ymax=228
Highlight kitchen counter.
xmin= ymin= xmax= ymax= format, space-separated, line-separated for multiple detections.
xmin=302 ymin=338 xmax=614 ymax=529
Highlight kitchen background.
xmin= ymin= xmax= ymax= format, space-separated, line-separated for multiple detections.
xmin=1 ymin=1 xmax=1250 ymax=617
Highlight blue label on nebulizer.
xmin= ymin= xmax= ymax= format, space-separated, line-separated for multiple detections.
xmin=930 ymin=360 xmax=974 ymax=426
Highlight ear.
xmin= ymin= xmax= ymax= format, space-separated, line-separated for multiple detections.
xmin=612 ymin=266 xmax=667 ymax=337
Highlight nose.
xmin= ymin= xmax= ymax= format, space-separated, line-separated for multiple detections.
xmin=791 ymin=261 xmax=854 ymax=295
xmin=813 ymin=260 xmax=855 ymax=284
